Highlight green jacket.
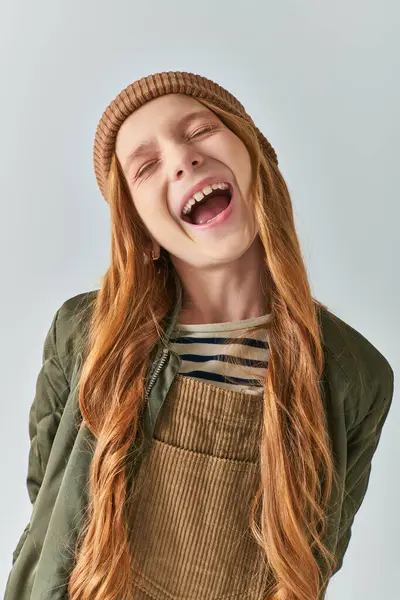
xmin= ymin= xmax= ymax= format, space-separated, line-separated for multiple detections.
xmin=4 ymin=282 xmax=394 ymax=599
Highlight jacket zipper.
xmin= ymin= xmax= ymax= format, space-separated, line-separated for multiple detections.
xmin=144 ymin=348 xmax=170 ymax=401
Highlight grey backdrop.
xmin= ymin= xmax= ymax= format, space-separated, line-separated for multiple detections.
xmin=1 ymin=0 xmax=398 ymax=597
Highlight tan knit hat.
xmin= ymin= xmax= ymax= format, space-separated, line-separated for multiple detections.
xmin=93 ymin=71 xmax=278 ymax=203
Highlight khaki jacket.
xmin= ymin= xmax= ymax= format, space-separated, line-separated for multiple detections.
xmin=4 ymin=281 xmax=394 ymax=599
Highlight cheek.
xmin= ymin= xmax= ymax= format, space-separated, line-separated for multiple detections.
xmin=224 ymin=137 xmax=252 ymax=195
xmin=132 ymin=189 xmax=167 ymax=230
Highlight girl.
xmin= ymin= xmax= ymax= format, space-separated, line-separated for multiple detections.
xmin=5 ymin=71 xmax=394 ymax=600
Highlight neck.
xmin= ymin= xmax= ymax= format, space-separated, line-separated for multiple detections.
xmin=173 ymin=236 xmax=269 ymax=325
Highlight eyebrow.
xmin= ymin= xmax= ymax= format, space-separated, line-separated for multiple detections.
xmin=123 ymin=109 xmax=216 ymax=172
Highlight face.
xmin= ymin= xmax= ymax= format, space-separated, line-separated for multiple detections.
xmin=115 ymin=93 xmax=258 ymax=268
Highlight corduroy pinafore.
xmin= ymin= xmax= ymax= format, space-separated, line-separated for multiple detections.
xmin=125 ymin=373 xmax=271 ymax=599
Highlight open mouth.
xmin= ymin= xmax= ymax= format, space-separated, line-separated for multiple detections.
xmin=181 ymin=186 xmax=232 ymax=226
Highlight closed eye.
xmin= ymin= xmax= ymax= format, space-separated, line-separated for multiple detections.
xmin=187 ymin=124 xmax=220 ymax=139
xmin=135 ymin=124 xmax=220 ymax=178
xmin=136 ymin=159 xmax=159 ymax=178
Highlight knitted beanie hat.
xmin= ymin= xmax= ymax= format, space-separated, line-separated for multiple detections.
xmin=93 ymin=71 xmax=278 ymax=203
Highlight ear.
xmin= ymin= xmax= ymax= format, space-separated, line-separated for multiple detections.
xmin=143 ymin=240 xmax=160 ymax=264
xmin=146 ymin=235 xmax=160 ymax=256
xmin=151 ymin=241 xmax=160 ymax=256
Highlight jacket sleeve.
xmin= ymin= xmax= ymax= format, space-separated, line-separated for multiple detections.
xmin=10 ymin=307 xmax=71 ymax=566
xmin=333 ymin=358 xmax=395 ymax=575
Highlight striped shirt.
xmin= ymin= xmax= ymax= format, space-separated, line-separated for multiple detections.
xmin=169 ymin=312 xmax=272 ymax=395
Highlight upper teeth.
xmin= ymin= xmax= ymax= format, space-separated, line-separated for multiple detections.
xmin=181 ymin=182 xmax=230 ymax=215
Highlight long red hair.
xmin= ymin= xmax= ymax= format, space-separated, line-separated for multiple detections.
xmin=67 ymin=98 xmax=342 ymax=599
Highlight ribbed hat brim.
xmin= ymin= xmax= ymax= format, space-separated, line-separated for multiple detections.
xmin=93 ymin=71 xmax=278 ymax=202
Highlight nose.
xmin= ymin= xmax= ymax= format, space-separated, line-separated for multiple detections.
xmin=166 ymin=142 xmax=205 ymax=180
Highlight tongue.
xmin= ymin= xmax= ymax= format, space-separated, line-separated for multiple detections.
xmin=190 ymin=195 xmax=230 ymax=225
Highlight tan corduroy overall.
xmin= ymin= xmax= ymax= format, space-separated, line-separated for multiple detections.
xmin=126 ymin=373 xmax=272 ymax=599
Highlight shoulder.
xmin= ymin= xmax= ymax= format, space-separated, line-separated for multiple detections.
xmin=52 ymin=289 xmax=99 ymax=380
xmin=316 ymin=303 xmax=394 ymax=428
xmin=57 ymin=288 xmax=98 ymax=322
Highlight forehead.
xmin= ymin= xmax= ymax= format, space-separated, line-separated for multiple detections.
xmin=115 ymin=94 xmax=214 ymax=163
